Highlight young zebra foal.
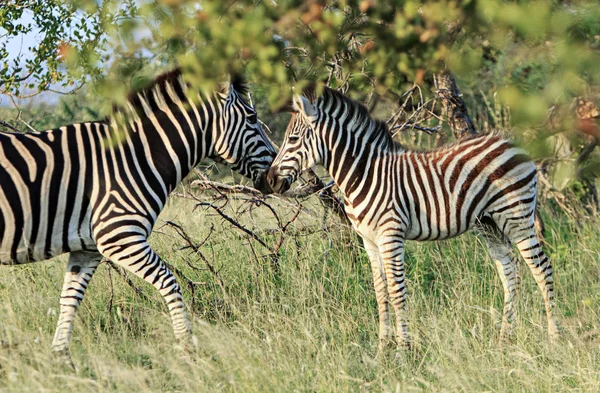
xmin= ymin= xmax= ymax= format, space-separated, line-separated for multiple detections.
xmin=0 ymin=69 xmax=276 ymax=362
xmin=264 ymin=87 xmax=559 ymax=351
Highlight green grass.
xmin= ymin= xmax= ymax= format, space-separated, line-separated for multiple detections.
xmin=1 ymin=193 xmax=599 ymax=392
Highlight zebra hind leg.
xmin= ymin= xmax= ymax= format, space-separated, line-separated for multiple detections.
xmin=495 ymin=214 xmax=560 ymax=342
xmin=51 ymin=250 xmax=103 ymax=368
xmin=477 ymin=219 xmax=520 ymax=343
xmin=98 ymin=241 xmax=194 ymax=350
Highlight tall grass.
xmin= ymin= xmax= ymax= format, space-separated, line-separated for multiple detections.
xmin=1 ymin=193 xmax=599 ymax=392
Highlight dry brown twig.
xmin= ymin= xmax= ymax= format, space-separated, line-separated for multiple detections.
xmin=104 ymin=260 xmax=151 ymax=302
xmin=163 ymin=220 xmax=231 ymax=314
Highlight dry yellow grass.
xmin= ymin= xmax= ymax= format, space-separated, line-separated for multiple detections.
xmin=1 ymin=192 xmax=599 ymax=392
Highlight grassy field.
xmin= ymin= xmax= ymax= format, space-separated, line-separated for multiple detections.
xmin=0 ymin=189 xmax=599 ymax=392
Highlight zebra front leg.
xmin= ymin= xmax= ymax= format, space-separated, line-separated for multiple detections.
xmin=98 ymin=240 xmax=193 ymax=348
xmin=51 ymin=251 xmax=103 ymax=365
xmin=363 ymin=238 xmax=391 ymax=353
xmin=380 ymin=238 xmax=410 ymax=350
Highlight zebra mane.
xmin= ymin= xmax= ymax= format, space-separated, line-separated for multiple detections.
xmin=128 ymin=68 xmax=188 ymax=115
xmin=320 ymin=87 xmax=397 ymax=149
xmin=230 ymin=73 xmax=249 ymax=96
xmin=110 ymin=68 xmax=250 ymax=121
xmin=317 ymin=88 xmax=514 ymax=155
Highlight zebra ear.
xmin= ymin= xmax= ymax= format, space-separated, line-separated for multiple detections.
xmin=219 ymin=74 xmax=247 ymax=97
xmin=230 ymin=74 xmax=248 ymax=95
xmin=219 ymin=82 xmax=231 ymax=96
xmin=293 ymin=95 xmax=317 ymax=118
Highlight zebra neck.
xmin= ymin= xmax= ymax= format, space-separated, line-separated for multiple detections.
xmin=119 ymin=92 xmax=221 ymax=196
xmin=322 ymin=121 xmax=396 ymax=200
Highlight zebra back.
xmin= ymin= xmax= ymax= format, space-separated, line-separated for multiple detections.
xmin=0 ymin=69 xmax=276 ymax=264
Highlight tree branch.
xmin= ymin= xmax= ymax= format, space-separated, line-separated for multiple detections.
xmin=433 ymin=71 xmax=477 ymax=138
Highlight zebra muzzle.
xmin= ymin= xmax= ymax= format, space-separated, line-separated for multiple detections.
xmin=253 ymin=170 xmax=274 ymax=194
xmin=266 ymin=167 xmax=291 ymax=194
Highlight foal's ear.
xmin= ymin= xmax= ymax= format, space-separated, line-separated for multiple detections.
xmin=276 ymin=82 xmax=320 ymax=116
xmin=294 ymin=82 xmax=321 ymax=118
xmin=292 ymin=95 xmax=317 ymax=118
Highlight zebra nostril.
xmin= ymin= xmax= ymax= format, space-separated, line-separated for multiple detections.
xmin=280 ymin=178 xmax=291 ymax=194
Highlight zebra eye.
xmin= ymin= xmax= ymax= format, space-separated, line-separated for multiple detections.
xmin=247 ymin=114 xmax=258 ymax=124
xmin=288 ymin=134 xmax=300 ymax=143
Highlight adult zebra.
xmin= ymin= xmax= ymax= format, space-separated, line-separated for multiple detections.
xmin=263 ymin=86 xmax=559 ymax=351
xmin=0 ymin=69 xmax=276 ymax=359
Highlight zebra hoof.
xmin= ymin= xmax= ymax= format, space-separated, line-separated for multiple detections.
xmin=548 ymin=320 xmax=561 ymax=343
xmin=498 ymin=328 xmax=515 ymax=347
xmin=176 ymin=334 xmax=199 ymax=354
xmin=377 ymin=337 xmax=396 ymax=355
xmin=52 ymin=348 xmax=76 ymax=371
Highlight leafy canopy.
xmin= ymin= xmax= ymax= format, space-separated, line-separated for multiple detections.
xmin=1 ymin=0 xmax=599 ymax=128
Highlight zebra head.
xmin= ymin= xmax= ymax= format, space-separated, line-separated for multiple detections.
xmin=264 ymin=92 xmax=321 ymax=194
xmin=213 ymin=79 xmax=277 ymax=189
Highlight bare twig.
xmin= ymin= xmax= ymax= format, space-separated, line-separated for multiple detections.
xmin=391 ymin=123 xmax=441 ymax=134
xmin=104 ymin=260 xmax=150 ymax=302
xmin=8 ymin=96 xmax=38 ymax=133
xmin=537 ymin=168 xmax=577 ymax=216
xmin=195 ymin=202 xmax=272 ymax=251
xmin=272 ymin=203 xmax=303 ymax=256
xmin=191 ymin=180 xmax=263 ymax=196
xmin=0 ymin=120 xmax=21 ymax=133
xmin=164 ymin=221 xmax=229 ymax=303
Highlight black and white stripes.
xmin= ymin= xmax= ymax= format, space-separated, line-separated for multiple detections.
xmin=0 ymin=69 xmax=276 ymax=357
xmin=266 ymin=87 xmax=559 ymax=350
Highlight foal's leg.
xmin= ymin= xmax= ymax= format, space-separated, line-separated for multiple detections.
xmin=477 ymin=224 xmax=520 ymax=342
xmin=363 ymin=238 xmax=391 ymax=352
xmin=494 ymin=212 xmax=560 ymax=341
xmin=379 ymin=237 xmax=410 ymax=349
xmin=510 ymin=228 xmax=560 ymax=340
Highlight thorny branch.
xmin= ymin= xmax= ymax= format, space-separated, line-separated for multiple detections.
xmin=156 ymin=189 xmax=310 ymax=305
xmin=191 ymin=180 xmax=263 ymax=196
xmin=385 ymin=84 xmax=443 ymax=139
xmin=195 ymin=202 xmax=272 ymax=250
xmin=163 ymin=221 xmax=230 ymax=313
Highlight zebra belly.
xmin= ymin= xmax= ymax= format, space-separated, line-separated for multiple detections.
xmin=0 ymin=233 xmax=94 ymax=265
xmin=404 ymin=221 xmax=470 ymax=241
xmin=403 ymin=201 xmax=485 ymax=242
xmin=0 ymin=208 xmax=96 ymax=265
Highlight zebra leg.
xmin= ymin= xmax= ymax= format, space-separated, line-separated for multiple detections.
xmin=513 ymin=231 xmax=560 ymax=341
xmin=478 ymin=229 xmax=520 ymax=342
xmin=51 ymin=251 xmax=103 ymax=362
xmin=380 ymin=238 xmax=410 ymax=349
xmin=363 ymin=238 xmax=391 ymax=352
xmin=98 ymin=241 xmax=193 ymax=347
xmin=499 ymin=217 xmax=560 ymax=341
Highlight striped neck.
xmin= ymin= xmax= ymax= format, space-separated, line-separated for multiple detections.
xmin=112 ymin=76 xmax=222 ymax=197
xmin=315 ymin=90 xmax=400 ymax=198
